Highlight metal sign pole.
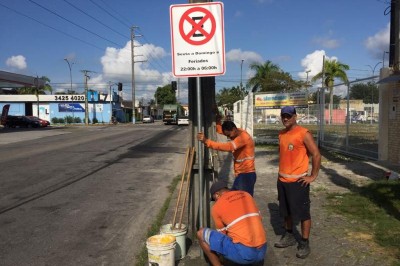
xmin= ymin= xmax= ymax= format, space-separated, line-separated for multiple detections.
xmin=196 ymin=76 xmax=204 ymax=230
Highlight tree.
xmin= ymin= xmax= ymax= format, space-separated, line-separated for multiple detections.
xmin=216 ymin=86 xmax=247 ymax=111
xmin=311 ymin=59 xmax=349 ymax=123
xmin=154 ymin=84 xmax=177 ymax=106
xmin=17 ymin=76 xmax=52 ymax=95
xmin=17 ymin=76 xmax=53 ymax=116
xmin=247 ymin=60 xmax=303 ymax=93
xmin=350 ymin=82 xmax=379 ymax=104
xmin=309 ymin=92 xmax=342 ymax=105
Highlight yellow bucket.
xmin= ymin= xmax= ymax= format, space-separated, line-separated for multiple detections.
xmin=146 ymin=234 xmax=176 ymax=266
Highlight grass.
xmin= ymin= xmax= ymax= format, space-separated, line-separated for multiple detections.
xmin=326 ymin=180 xmax=400 ymax=265
xmin=135 ymin=175 xmax=181 ymax=266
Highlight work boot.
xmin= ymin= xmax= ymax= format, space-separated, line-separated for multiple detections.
xmin=296 ymin=239 xmax=310 ymax=259
xmin=274 ymin=232 xmax=296 ymax=248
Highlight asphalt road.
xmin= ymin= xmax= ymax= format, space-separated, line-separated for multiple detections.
xmin=0 ymin=123 xmax=189 ymax=265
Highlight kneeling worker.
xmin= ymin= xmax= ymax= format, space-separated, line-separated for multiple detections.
xmin=197 ymin=181 xmax=267 ymax=265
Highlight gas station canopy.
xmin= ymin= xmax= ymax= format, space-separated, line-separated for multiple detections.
xmin=0 ymin=70 xmax=46 ymax=88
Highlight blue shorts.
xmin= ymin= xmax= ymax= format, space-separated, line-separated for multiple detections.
xmin=232 ymin=172 xmax=257 ymax=196
xmin=203 ymin=228 xmax=267 ymax=264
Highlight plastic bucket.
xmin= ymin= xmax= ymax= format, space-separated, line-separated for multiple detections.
xmin=146 ymin=234 xmax=176 ymax=266
xmin=160 ymin=224 xmax=187 ymax=260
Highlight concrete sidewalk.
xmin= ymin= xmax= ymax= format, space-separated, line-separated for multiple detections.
xmin=164 ymin=145 xmax=395 ymax=266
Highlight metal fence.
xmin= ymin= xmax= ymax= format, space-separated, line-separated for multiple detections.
xmin=233 ymin=76 xmax=379 ymax=160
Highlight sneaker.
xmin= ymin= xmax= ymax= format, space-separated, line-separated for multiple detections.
xmin=296 ymin=239 xmax=310 ymax=259
xmin=274 ymin=232 xmax=296 ymax=248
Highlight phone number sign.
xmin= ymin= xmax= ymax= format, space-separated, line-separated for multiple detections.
xmin=170 ymin=2 xmax=225 ymax=77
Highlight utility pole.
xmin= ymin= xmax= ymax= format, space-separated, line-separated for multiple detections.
xmin=109 ymin=81 xmax=117 ymax=123
xmin=34 ymin=76 xmax=40 ymax=117
xmin=81 ymin=70 xmax=94 ymax=125
xmin=130 ymin=26 xmax=145 ymax=124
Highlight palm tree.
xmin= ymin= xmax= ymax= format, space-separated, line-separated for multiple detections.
xmin=311 ymin=58 xmax=349 ymax=124
xmin=18 ymin=76 xmax=52 ymax=116
xmin=247 ymin=60 xmax=303 ymax=92
xmin=247 ymin=60 xmax=281 ymax=92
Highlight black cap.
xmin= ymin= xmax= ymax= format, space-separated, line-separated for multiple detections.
xmin=210 ymin=181 xmax=228 ymax=201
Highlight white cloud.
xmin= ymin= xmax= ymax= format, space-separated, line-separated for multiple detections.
xmin=299 ymin=50 xmax=349 ymax=96
xmin=226 ymin=49 xmax=263 ymax=64
xmin=365 ymin=23 xmax=390 ymax=60
xmin=298 ymin=50 xmax=338 ymax=80
xmin=6 ymin=55 xmax=27 ymax=70
xmin=312 ymin=37 xmax=340 ymax=49
xmin=98 ymin=40 xmax=172 ymax=101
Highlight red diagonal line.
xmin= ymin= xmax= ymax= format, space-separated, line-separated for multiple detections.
xmin=184 ymin=13 xmax=212 ymax=38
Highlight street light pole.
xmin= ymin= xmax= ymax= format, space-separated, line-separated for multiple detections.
xmin=306 ymin=70 xmax=311 ymax=118
xmin=240 ymin=59 xmax=244 ymax=91
xmin=64 ymin=58 xmax=73 ymax=93
xmin=240 ymin=59 xmax=244 ymax=128
xmin=64 ymin=58 xmax=74 ymax=119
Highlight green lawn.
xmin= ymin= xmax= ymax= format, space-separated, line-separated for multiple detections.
xmin=326 ymin=181 xmax=400 ymax=265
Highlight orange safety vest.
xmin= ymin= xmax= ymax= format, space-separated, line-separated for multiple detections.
xmin=212 ymin=190 xmax=266 ymax=247
xmin=205 ymin=129 xmax=255 ymax=176
xmin=278 ymin=126 xmax=309 ymax=183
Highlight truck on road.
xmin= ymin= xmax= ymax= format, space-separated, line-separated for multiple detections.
xmin=163 ymin=104 xmax=185 ymax=125
xmin=163 ymin=104 xmax=178 ymax=125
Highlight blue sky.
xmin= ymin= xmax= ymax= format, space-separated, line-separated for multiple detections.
xmin=0 ymin=0 xmax=390 ymax=103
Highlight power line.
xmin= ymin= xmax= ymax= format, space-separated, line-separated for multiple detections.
xmin=0 ymin=2 xmax=104 ymax=51
xmin=62 ymin=0 xmax=129 ymax=40
xmin=27 ymin=0 xmax=123 ymax=47
xmin=98 ymin=0 xmax=133 ymax=26
xmin=88 ymin=0 xmax=131 ymax=29
xmin=136 ymin=28 xmax=173 ymax=76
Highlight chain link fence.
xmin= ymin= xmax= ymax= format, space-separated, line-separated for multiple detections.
xmin=233 ymin=76 xmax=379 ymax=160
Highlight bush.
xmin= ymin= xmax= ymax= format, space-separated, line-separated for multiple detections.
xmin=65 ymin=116 xmax=74 ymax=124
xmin=58 ymin=118 xmax=65 ymax=124
xmin=73 ymin=117 xmax=82 ymax=123
xmin=51 ymin=117 xmax=59 ymax=124
xmin=92 ymin=117 xmax=98 ymax=124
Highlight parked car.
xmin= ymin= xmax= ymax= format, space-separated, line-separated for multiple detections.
xmin=5 ymin=115 xmax=41 ymax=128
xmin=298 ymin=115 xmax=319 ymax=124
xmin=257 ymin=115 xmax=280 ymax=124
xmin=26 ymin=116 xmax=50 ymax=127
xmin=143 ymin=115 xmax=154 ymax=123
xmin=177 ymin=116 xmax=189 ymax=126
xmin=366 ymin=116 xmax=378 ymax=123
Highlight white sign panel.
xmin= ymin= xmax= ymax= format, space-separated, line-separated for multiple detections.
xmin=170 ymin=2 xmax=225 ymax=77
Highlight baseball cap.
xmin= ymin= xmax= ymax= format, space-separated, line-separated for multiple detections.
xmin=210 ymin=180 xmax=228 ymax=201
xmin=281 ymin=106 xmax=296 ymax=116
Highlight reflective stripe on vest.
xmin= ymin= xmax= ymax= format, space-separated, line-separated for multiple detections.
xmin=235 ymin=156 xmax=255 ymax=163
xmin=217 ymin=212 xmax=260 ymax=232
xmin=278 ymin=172 xmax=308 ymax=179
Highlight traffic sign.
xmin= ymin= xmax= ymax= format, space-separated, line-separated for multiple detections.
xmin=170 ymin=2 xmax=225 ymax=77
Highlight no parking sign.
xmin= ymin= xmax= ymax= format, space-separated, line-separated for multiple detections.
xmin=170 ymin=2 xmax=225 ymax=77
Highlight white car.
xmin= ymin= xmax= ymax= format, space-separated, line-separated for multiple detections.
xmin=143 ymin=115 xmax=154 ymax=123
xmin=298 ymin=115 xmax=319 ymax=124
xmin=177 ymin=117 xmax=189 ymax=126
xmin=257 ymin=115 xmax=280 ymax=124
